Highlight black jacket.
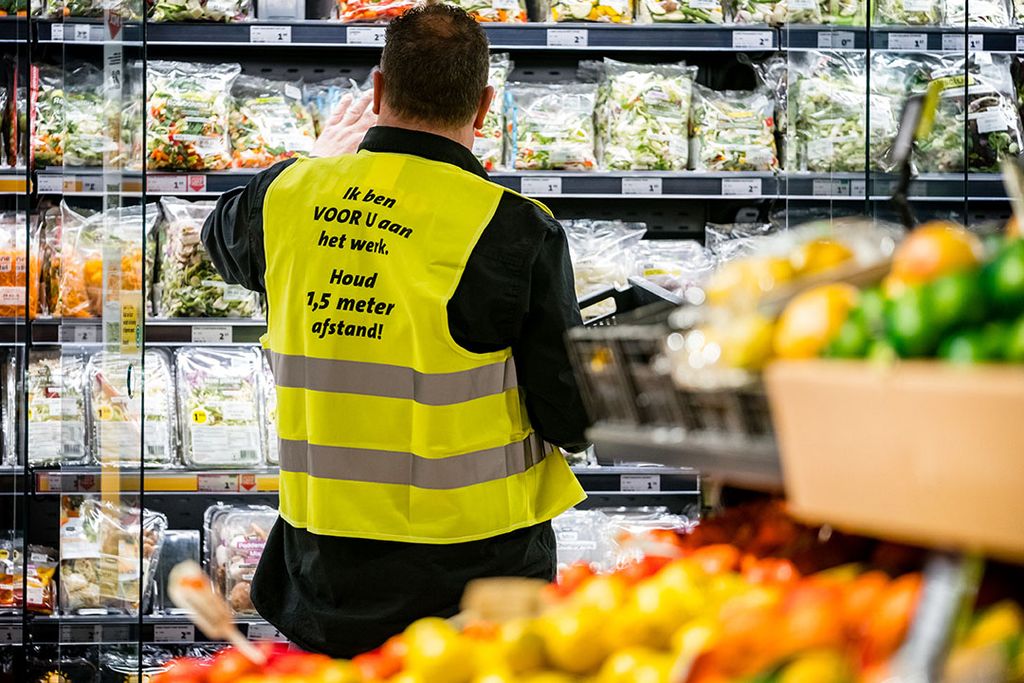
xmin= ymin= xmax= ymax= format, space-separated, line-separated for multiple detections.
xmin=201 ymin=125 xmax=590 ymax=657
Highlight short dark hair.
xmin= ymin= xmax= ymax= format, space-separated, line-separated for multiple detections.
xmin=380 ymin=4 xmax=490 ymax=128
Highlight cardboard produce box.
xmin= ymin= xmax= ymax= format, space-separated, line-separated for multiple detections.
xmin=765 ymin=360 xmax=1024 ymax=563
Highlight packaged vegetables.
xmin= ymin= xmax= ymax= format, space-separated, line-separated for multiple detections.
xmin=60 ymin=497 xmax=166 ymax=615
xmin=176 ymin=347 xmax=264 ymax=468
xmin=86 ymin=350 xmax=177 ymax=467
xmin=229 ymin=75 xmax=316 ymax=169
xmin=445 ymin=0 xmax=527 ymax=21
xmin=505 ymin=83 xmax=597 ymax=171
xmin=596 ymin=60 xmax=695 ymax=171
xmin=61 ymin=64 xmax=121 ymax=168
xmin=944 ymin=0 xmax=1010 ymax=25
xmin=563 ymin=219 xmax=646 ymax=318
xmin=304 ymin=77 xmax=366 ymax=136
xmin=691 ymin=84 xmax=778 ymax=171
xmin=474 ymin=54 xmax=511 ymax=172
xmin=204 ymin=504 xmax=276 ymax=615
xmin=158 ymin=197 xmax=260 ymax=318
xmin=0 ymin=540 xmax=57 ymax=614
xmin=0 ymin=212 xmax=40 ymax=319
xmin=26 ymin=351 xmax=87 ymax=466
xmin=337 ymin=0 xmax=415 ymax=22
xmin=637 ymin=0 xmax=723 ymax=23
xmin=259 ymin=354 xmax=278 ymax=466
xmin=147 ymin=61 xmax=240 ymax=171
xmin=550 ymin=0 xmax=634 ymax=22
xmin=729 ymin=0 xmax=865 ymax=23
xmin=31 ymin=66 xmax=64 ymax=167
xmin=634 ymin=239 xmax=715 ymax=297
xmin=872 ymin=0 xmax=941 ymax=24
xmin=149 ymin=0 xmax=253 ymax=21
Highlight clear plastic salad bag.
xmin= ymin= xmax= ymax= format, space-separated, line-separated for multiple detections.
xmin=150 ymin=0 xmax=254 ymax=22
xmin=728 ymin=0 xmax=786 ymax=23
xmin=0 ymin=212 xmax=40 ymax=319
xmin=944 ymin=0 xmax=1010 ymax=26
xmin=86 ymin=349 xmax=177 ymax=468
xmin=32 ymin=65 xmax=65 ymax=168
xmin=176 ymin=346 xmax=264 ymax=468
xmin=784 ymin=0 xmax=823 ymax=23
xmin=597 ymin=60 xmax=696 ymax=171
xmin=203 ymin=503 xmax=276 ymax=615
xmin=505 ymin=83 xmax=598 ymax=171
xmin=63 ymin=64 xmax=121 ymax=168
xmin=690 ymin=84 xmax=778 ymax=172
xmin=303 ymin=76 xmax=363 ymax=135
xmin=158 ymin=197 xmax=260 ymax=319
xmin=872 ymin=0 xmax=941 ymax=24
xmin=550 ymin=0 xmax=635 ymax=21
xmin=473 ymin=54 xmax=512 ymax=172
xmin=26 ymin=350 xmax=88 ymax=466
xmin=258 ymin=352 xmax=279 ymax=466
xmin=633 ymin=240 xmax=716 ymax=295
xmin=59 ymin=497 xmax=167 ymax=615
xmin=636 ymin=0 xmax=724 ymax=23
xmin=229 ymin=75 xmax=316 ymax=169
xmin=445 ymin=0 xmax=528 ymax=21
xmin=147 ymin=61 xmax=241 ymax=171
xmin=563 ymin=219 xmax=647 ymax=318
xmin=338 ymin=0 xmax=417 ymax=22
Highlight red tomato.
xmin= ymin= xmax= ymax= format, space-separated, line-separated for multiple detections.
xmin=689 ymin=545 xmax=741 ymax=575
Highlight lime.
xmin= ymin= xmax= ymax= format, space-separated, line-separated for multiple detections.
xmin=926 ymin=269 xmax=986 ymax=334
xmin=859 ymin=287 xmax=886 ymax=335
xmin=1006 ymin=315 xmax=1024 ymax=363
xmin=980 ymin=321 xmax=1009 ymax=361
xmin=885 ymin=286 xmax=940 ymax=358
xmin=939 ymin=331 xmax=993 ymax=363
xmin=867 ymin=338 xmax=898 ymax=364
xmin=983 ymin=239 xmax=1024 ymax=315
xmin=825 ymin=310 xmax=870 ymax=358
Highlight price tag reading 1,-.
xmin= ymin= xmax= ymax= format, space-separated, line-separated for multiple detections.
xmin=621 ymin=474 xmax=661 ymax=492
xmin=622 ymin=177 xmax=663 ymax=195
xmin=347 ymin=26 xmax=386 ymax=45
xmin=250 ymin=25 xmax=292 ymax=43
xmin=722 ymin=178 xmax=762 ymax=196
xmin=546 ymin=28 xmax=588 ymax=47
xmin=521 ymin=177 xmax=562 ymax=195
xmin=888 ymin=33 xmax=927 ymax=50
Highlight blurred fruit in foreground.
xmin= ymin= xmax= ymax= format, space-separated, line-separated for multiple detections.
xmin=983 ymin=239 xmax=1024 ymax=315
xmin=699 ymin=313 xmax=775 ymax=371
xmin=774 ymin=284 xmax=859 ymax=359
xmin=885 ymin=285 xmax=939 ymax=358
xmin=791 ymin=238 xmax=854 ymax=276
xmin=886 ymin=221 xmax=983 ymax=295
xmin=706 ymin=256 xmax=795 ymax=308
xmin=403 ymin=618 xmax=475 ymax=683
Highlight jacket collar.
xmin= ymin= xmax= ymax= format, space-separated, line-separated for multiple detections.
xmin=358 ymin=126 xmax=488 ymax=179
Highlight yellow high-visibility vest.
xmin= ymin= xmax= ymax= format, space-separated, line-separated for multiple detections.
xmin=262 ymin=151 xmax=585 ymax=544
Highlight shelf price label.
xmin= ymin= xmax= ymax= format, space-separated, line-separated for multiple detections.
xmin=198 ymin=473 xmax=240 ymax=492
xmin=249 ymin=622 xmax=287 ymax=641
xmin=49 ymin=23 xmax=64 ymax=41
xmin=521 ymin=176 xmax=562 ymax=195
xmin=621 ymin=177 xmax=663 ymax=195
xmin=37 ymin=174 xmax=63 ymax=193
xmin=154 ymin=624 xmax=195 ymax=643
xmin=546 ymin=28 xmax=588 ymax=47
xmin=59 ymin=624 xmax=103 ymax=643
xmin=191 ymin=324 xmax=233 ymax=344
xmin=1017 ymin=35 xmax=1024 ymax=52
xmin=147 ymin=174 xmax=189 ymax=193
xmin=732 ymin=30 xmax=772 ymax=49
xmin=72 ymin=23 xmax=93 ymax=42
xmin=621 ymin=474 xmax=661 ymax=492
xmin=812 ymin=178 xmax=851 ymax=196
xmin=347 ymin=26 xmax=386 ymax=45
xmin=250 ymin=25 xmax=292 ymax=43
xmin=850 ymin=179 xmax=867 ymax=196
xmin=0 ymin=625 xmax=22 ymax=644
xmin=722 ymin=178 xmax=762 ymax=196
xmin=817 ymin=31 xmax=855 ymax=49
xmin=941 ymin=33 xmax=983 ymax=51
xmin=888 ymin=33 xmax=927 ymax=50
xmin=60 ymin=322 xmax=100 ymax=343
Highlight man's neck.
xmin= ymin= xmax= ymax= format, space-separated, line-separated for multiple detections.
xmin=375 ymin=115 xmax=475 ymax=151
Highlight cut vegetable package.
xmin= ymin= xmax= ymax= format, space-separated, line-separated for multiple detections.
xmin=229 ymin=75 xmax=316 ymax=169
xmin=31 ymin=66 xmax=64 ymax=168
xmin=691 ymin=84 xmax=778 ymax=171
xmin=943 ymin=0 xmax=1010 ymax=25
xmin=149 ymin=0 xmax=253 ymax=22
xmin=176 ymin=346 xmax=264 ymax=468
xmin=59 ymin=497 xmax=167 ymax=615
xmin=147 ymin=60 xmax=240 ymax=171
xmin=86 ymin=350 xmax=177 ymax=468
xmin=204 ymin=504 xmax=276 ymax=615
xmin=872 ymin=0 xmax=941 ymax=23
xmin=24 ymin=351 xmax=88 ymax=466
xmin=596 ymin=60 xmax=696 ymax=171
xmin=633 ymin=240 xmax=716 ymax=295
xmin=259 ymin=353 xmax=278 ymax=466
xmin=505 ymin=83 xmax=597 ymax=171
xmin=337 ymin=0 xmax=415 ymax=21
xmin=562 ymin=219 xmax=647 ymax=318
xmin=158 ymin=197 xmax=260 ymax=318
xmin=444 ymin=0 xmax=527 ymax=21
xmin=550 ymin=0 xmax=634 ymax=22
xmin=637 ymin=0 xmax=723 ymax=23
xmin=0 ymin=212 xmax=40 ymax=319
xmin=474 ymin=54 xmax=512 ymax=172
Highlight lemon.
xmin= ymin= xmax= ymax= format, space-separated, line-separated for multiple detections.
xmin=965 ymin=602 xmax=1024 ymax=649
xmin=777 ymin=650 xmax=854 ymax=683
xmin=403 ymin=618 xmax=476 ymax=683
xmin=791 ymin=238 xmax=854 ymax=276
xmin=774 ymin=283 xmax=859 ymax=359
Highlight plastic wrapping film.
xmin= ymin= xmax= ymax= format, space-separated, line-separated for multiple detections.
xmin=158 ymin=197 xmax=261 ymax=318
xmin=0 ymin=211 xmax=40 ymax=319
xmin=150 ymin=0 xmax=254 ymax=21
xmin=304 ymin=76 xmax=365 ymax=136
xmin=633 ymin=239 xmax=716 ymax=299
xmin=204 ymin=503 xmax=276 ymax=615
xmin=86 ymin=349 xmax=177 ymax=468
xmin=690 ymin=84 xmax=778 ymax=172
xmin=99 ymin=646 xmax=178 ymax=682
xmin=549 ymin=0 xmax=634 ymax=22
xmin=26 ymin=350 xmax=88 ymax=466
xmin=445 ymin=0 xmax=528 ymax=21
xmin=596 ymin=60 xmax=696 ymax=171
xmin=473 ymin=54 xmax=512 ymax=172
xmin=259 ymin=351 xmax=279 ymax=466
xmin=563 ymin=219 xmax=647 ymax=318
xmin=59 ymin=497 xmax=167 ymax=616
xmin=553 ymin=507 xmax=693 ymax=571
xmin=176 ymin=346 xmax=264 ymax=468
xmin=229 ymin=75 xmax=317 ymax=169
xmin=31 ymin=65 xmax=64 ymax=168
xmin=505 ymin=83 xmax=598 ymax=171
xmin=0 ymin=539 xmax=57 ymax=614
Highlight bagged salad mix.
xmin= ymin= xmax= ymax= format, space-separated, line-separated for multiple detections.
xmin=596 ymin=60 xmax=695 ymax=171
xmin=944 ymin=0 xmax=1010 ymax=25
xmin=158 ymin=197 xmax=260 ymax=318
xmin=204 ymin=503 xmax=276 ymax=615
xmin=550 ymin=0 xmax=634 ymax=22
xmin=86 ymin=350 xmax=176 ymax=468
xmin=31 ymin=66 xmax=64 ymax=167
xmin=444 ymin=0 xmax=527 ymax=21
xmin=259 ymin=353 xmax=278 ymax=466
xmin=229 ymin=75 xmax=316 ymax=169
xmin=176 ymin=346 xmax=264 ymax=468
xmin=150 ymin=0 xmax=253 ymax=21
xmin=637 ymin=0 xmax=723 ymax=23
xmin=690 ymin=84 xmax=777 ymax=172
xmin=147 ymin=61 xmax=240 ymax=171
xmin=633 ymin=239 xmax=715 ymax=296
xmin=60 ymin=496 xmax=167 ymax=615
xmin=505 ymin=83 xmax=597 ymax=171
xmin=0 ymin=211 xmax=40 ymax=319
xmin=338 ymin=0 xmax=415 ymax=21
xmin=872 ymin=0 xmax=941 ymax=24
xmin=25 ymin=350 xmax=88 ymax=466
xmin=563 ymin=219 xmax=647 ymax=317
xmin=304 ymin=76 xmax=368 ymax=135
xmin=61 ymin=64 xmax=121 ymax=168
xmin=0 ymin=540 xmax=57 ymax=614
xmin=473 ymin=54 xmax=512 ymax=172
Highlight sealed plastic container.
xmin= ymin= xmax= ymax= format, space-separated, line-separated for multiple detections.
xmin=26 ymin=350 xmax=89 ymax=466
xmin=204 ymin=503 xmax=276 ymax=615
xmin=86 ymin=350 xmax=177 ymax=467
xmin=259 ymin=353 xmax=279 ymax=466
xmin=176 ymin=347 xmax=264 ymax=468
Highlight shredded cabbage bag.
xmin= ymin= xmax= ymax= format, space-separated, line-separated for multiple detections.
xmin=147 ymin=61 xmax=240 ymax=171
xmin=691 ymin=84 xmax=778 ymax=172
xmin=550 ymin=0 xmax=634 ymax=22
xmin=229 ymin=75 xmax=316 ymax=169
xmin=596 ymin=60 xmax=695 ymax=171
xmin=158 ymin=197 xmax=260 ymax=319
xmin=474 ymin=54 xmax=512 ymax=172
xmin=444 ymin=0 xmax=527 ymax=21
xmin=944 ymin=0 xmax=1010 ymax=25
xmin=505 ymin=83 xmax=597 ymax=171
xmin=872 ymin=0 xmax=941 ymax=24
xmin=637 ymin=0 xmax=723 ymax=23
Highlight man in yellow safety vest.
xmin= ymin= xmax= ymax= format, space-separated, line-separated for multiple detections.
xmin=202 ymin=3 xmax=589 ymax=657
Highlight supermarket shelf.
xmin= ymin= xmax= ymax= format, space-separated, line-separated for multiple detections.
xmin=587 ymin=424 xmax=782 ymax=492
xmin=35 ymin=19 xmax=143 ymax=45
xmin=0 ymin=615 xmax=24 ymax=647
xmin=0 ymin=17 xmax=27 ymax=43
xmin=0 ymin=167 xmax=28 ymax=195
xmin=27 ymin=614 xmax=285 ymax=644
xmin=30 ymin=318 xmax=266 ymax=345
xmin=0 ymin=319 xmax=28 ymax=344
xmin=0 ymin=466 xmax=26 ymax=495
xmin=781 ymin=25 xmax=1024 ymax=52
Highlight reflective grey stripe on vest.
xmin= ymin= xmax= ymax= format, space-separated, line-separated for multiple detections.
xmin=267 ymin=351 xmax=517 ymax=406
xmin=278 ymin=433 xmax=551 ymax=490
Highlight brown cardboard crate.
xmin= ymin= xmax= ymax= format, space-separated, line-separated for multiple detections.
xmin=765 ymin=360 xmax=1024 ymax=563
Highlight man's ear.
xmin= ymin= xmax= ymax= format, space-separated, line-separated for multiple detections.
xmin=372 ymin=70 xmax=384 ymax=116
xmin=473 ymin=85 xmax=495 ymax=131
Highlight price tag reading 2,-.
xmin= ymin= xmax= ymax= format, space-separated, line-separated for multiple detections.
xmin=722 ymin=178 xmax=762 ymax=196
xmin=546 ymin=29 xmax=588 ymax=47
xmin=347 ymin=26 xmax=386 ymax=45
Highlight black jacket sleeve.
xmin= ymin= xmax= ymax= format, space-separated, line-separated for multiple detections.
xmin=201 ymin=159 xmax=297 ymax=293
xmin=512 ymin=216 xmax=591 ymax=453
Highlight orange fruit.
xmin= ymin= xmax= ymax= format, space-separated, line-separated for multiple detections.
xmin=887 ymin=221 xmax=982 ymax=294
xmin=773 ymin=284 xmax=860 ymax=359
xmin=791 ymin=239 xmax=854 ymax=276
xmin=1007 ymin=214 xmax=1021 ymax=239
